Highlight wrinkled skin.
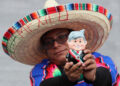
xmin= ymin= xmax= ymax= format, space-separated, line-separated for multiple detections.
xmin=41 ymin=28 xmax=96 ymax=82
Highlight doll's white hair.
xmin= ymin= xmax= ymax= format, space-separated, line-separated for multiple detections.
xmin=68 ymin=29 xmax=86 ymax=42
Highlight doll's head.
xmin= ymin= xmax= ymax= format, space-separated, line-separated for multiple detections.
xmin=67 ymin=29 xmax=87 ymax=51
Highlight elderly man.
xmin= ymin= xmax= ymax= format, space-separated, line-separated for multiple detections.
xmin=2 ymin=0 xmax=119 ymax=86
xmin=33 ymin=28 xmax=112 ymax=86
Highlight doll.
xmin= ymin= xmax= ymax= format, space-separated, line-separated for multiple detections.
xmin=66 ymin=29 xmax=87 ymax=64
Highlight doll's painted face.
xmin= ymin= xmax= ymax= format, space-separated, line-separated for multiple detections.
xmin=67 ymin=37 xmax=87 ymax=51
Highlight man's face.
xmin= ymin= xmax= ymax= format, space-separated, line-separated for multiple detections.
xmin=67 ymin=38 xmax=87 ymax=51
xmin=41 ymin=29 xmax=70 ymax=66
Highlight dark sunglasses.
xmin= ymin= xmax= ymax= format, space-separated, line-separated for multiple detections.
xmin=42 ymin=33 xmax=69 ymax=49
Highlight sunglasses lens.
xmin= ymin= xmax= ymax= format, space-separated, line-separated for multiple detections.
xmin=57 ymin=34 xmax=68 ymax=44
xmin=43 ymin=33 xmax=69 ymax=49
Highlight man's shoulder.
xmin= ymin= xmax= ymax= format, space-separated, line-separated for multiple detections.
xmin=92 ymin=52 xmax=114 ymax=65
xmin=92 ymin=52 xmax=111 ymax=58
xmin=92 ymin=52 xmax=101 ymax=56
xmin=92 ymin=52 xmax=114 ymax=62
xmin=92 ymin=52 xmax=103 ymax=57
xmin=31 ymin=59 xmax=49 ymax=75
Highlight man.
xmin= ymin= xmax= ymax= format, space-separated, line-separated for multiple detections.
xmin=1 ymin=0 xmax=119 ymax=86
xmin=29 ymin=28 xmax=112 ymax=86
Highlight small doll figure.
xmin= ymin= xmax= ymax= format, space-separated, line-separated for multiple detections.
xmin=66 ymin=29 xmax=87 ymax=64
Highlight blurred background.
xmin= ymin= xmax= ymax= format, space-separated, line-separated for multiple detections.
xmin=0 ymin=0 xmax=120 ymax=86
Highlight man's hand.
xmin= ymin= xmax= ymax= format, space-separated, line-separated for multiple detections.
xmin=64 ymin=62 xmax=83 ymax=82
xmin=82 ymin=49 xmax=97 ymax=82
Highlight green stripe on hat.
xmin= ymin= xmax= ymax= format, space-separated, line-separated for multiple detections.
xmin=38 ymin=9 xmax=47 ymax=16
xmin=26 ymin=15 xmax=32 ymax=22
xmin=82 ymin=3 xmax=86 ymax=10
xmin=23 ymin=18 xmax=27 ymax=24
xmin=79 ymin=4 xmax=81 ymax=10
xmin=2 ymin=37 xmax=8 ymax=43
xmin=93 ymin=4 xmax=98 ymax=12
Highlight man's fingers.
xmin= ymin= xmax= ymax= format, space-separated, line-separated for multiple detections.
xmin=70 ymin=62 xmax=82 ymax=72
xmin=83 ymin=58 xmax=96 ymax=71
xmin=83 ymin=54 xmax=94 ymax=61
xmin=84 ymin=49 xmax=91 ymax=54
xmin=83 ymin=64 xmax=96 ymax=71
xmin=64 ymin=62 xmax=83 ymax=82
xmin=75 ymin=66 xmax=83 ymax=74
xmin=70 ymin=65 xmax=83 ymax=79
xmin=83 ymin=59 xmax=95 ymax=67
xmin=64 ymin=62 xmax=73 ymax=71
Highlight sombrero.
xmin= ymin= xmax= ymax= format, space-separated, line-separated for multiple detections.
xmin=2 ymin=0 xmax=113 ymax=65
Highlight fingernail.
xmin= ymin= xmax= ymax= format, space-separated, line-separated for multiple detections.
xmin=70 ymin=62 xmax=73 ymax=65
xmin=82 ymin=63 xmax=85 ymax=66
xmin=83 ymin=50 xmax=86 ymax=53
xmin=83 ymin=58 xmax=85 ymax=60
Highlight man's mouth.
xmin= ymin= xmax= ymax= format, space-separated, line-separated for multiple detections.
xmin=54 ymin=49 xmax=67 ymax=55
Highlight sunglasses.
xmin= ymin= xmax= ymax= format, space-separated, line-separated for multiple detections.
xmin=42 ymin=33 xmax=69 ymax=49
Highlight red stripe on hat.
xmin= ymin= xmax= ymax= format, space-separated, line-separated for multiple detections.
xmin=31 ymin=12 xmax=39 ymax=19
xmin=2 ymin=41 xmax=7 ymax=47
xmin=4 ymin=32 xmax=12 ymax=40
xmin=57 ymin=5 xmax=65 ymax=12
xmin=8 ymin=27 xmax=16 ymax=34
xmin=24 ymin=17 xmax=29 ymax=23
xmin=86 ymin=3 xmax=92 ymax=11
xmin=98 ymin=6 xmax=104 ymax=14
xmin=74 ymin=3 xmax=79 ymax=10
xmin=104 ymin=8 xmax=108 ymax=16
xmin=46 ymin=7 xmax=57 ymax=14
xmin=19 ymin=19 xmax=26 ymax=26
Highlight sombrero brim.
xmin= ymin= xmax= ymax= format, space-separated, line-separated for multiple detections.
xmin=2 ymin=3 xmax=112 ymax=65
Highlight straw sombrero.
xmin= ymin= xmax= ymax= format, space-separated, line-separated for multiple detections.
xmin=2 ymin=0 xmax=113 ymax=65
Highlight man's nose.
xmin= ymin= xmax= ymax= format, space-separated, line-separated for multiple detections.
xmin=53 ymin=41 xmax=60 ymax=48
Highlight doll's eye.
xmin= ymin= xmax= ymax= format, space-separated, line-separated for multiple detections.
xmin=74 ymin=40 xmax=77 ymax=42
xmin=79 ymin=40 xmax=81 ymax=43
